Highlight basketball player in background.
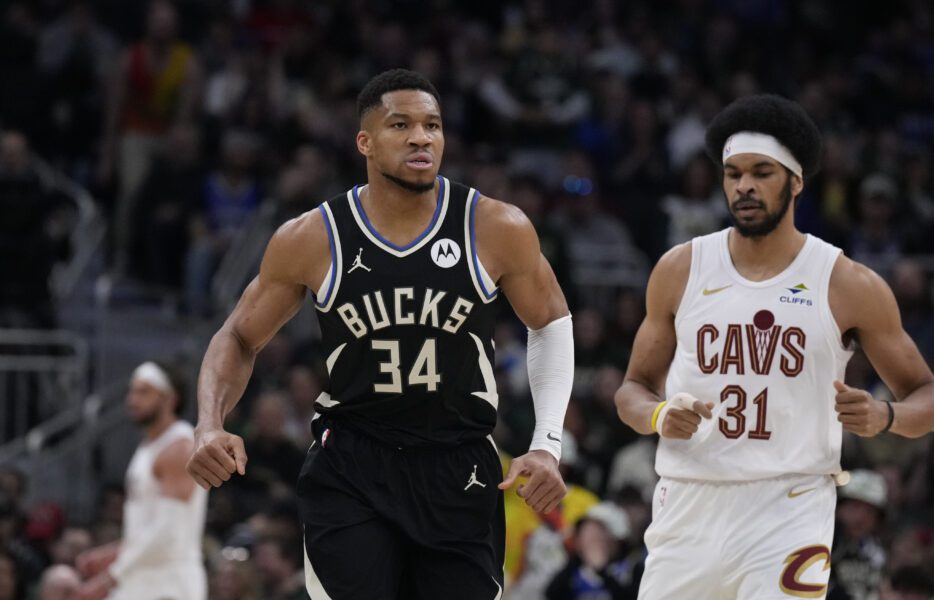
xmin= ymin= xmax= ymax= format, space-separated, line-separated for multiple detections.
xmin=75 ymin=361 xmax=207 ymax=600
xmin=186 ymin=69 xmax=573 ymax=599
xmin=615 ymin=94 xmax=934 ymax=599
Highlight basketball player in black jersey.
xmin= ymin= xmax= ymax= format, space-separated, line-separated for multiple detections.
xmin=187 ymin=69 xmax=575 ymax=599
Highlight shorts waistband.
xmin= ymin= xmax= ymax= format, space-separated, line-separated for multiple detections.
xmin=311 ymin=415 xmax=489 ymax=453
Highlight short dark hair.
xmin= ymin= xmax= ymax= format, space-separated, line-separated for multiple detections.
xmin=356 ymin=69 xmax=441 ymax=120
xmin=152 ymin=360 xmax=187 ymax=416
xmin=705 ymin=94 xmax=823 ymax=181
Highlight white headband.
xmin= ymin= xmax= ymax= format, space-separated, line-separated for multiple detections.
xmin=723 ymin=131 xmax=802 ymax=178
xmin=131 ymin=362 xmax=174 ymax=394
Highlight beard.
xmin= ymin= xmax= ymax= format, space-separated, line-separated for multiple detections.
xmin=729 ymin=175 xmax=793 ymax=238
xmin=130 ymin=407 xmax=159 ymax=427
xmin=380 ymin=171 xmax=436 ymax=193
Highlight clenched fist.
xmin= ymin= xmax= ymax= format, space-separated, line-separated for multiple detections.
xmin=833 ymin=380 xmax=891 ymax=437
xmin=657 ymin=393 xmax=715 ymax=440
xmin=186 ymin=427 xmax=248 ymax=489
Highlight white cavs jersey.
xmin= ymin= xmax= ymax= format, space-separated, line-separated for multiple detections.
xmin=116 ymin=420 xmax=207 ymax=599
xmin=657 ymin=228 xmax=853 ymax=481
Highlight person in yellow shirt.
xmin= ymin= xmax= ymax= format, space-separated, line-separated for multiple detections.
xmin=502 ymin=435 xmax=599 ymax=588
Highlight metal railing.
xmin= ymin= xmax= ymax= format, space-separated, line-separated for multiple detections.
xmin=0 ymin=329 xmax=88 ymax=445
xmin=31 ymin=156 xmax=107 ymax=304
xmin=0 ymin=380 xmax=130 ymax=522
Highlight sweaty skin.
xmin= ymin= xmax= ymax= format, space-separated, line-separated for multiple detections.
xmin=615 ymin=153 xmax=934 ymax=439
xmin=186 ymin=89 xmax=570 ymax=514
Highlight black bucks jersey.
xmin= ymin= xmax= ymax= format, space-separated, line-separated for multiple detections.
xmin=312 ymin=176 xmax=500 ymax=447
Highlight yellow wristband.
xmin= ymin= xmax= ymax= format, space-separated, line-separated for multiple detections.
xmin=651 ymin=400 xmax=668 ymax=432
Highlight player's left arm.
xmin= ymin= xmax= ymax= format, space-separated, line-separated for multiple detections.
xmin=831 ymin=257 xmax=934 ymax=438
xmin=475 ymin=195 xmax=571 ymax=513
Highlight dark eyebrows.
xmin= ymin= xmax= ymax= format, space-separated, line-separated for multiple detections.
xmin=384 ymin=112 xmax=442 ymax=121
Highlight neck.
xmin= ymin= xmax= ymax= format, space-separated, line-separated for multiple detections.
xmin=362 ymin=169 xmax=438 ymax=222
xmin=144 ymin=413 xmax=176 ymax=441
xmin=727 ymin=219 xmax=806 ymax=281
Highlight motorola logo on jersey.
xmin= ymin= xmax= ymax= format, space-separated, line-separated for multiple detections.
xmin=431 ymin=238 xmax=461 ymax=268
xmin=696 ymin=309 xmax=806 ymax=377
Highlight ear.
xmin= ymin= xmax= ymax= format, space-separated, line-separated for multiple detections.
xmin=791 ymin=173 xmax=804 ymax=197
xmin=356 ymin=130 xmax=371 ymax=157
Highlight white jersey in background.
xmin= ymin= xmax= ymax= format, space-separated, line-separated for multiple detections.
xmin=658 ymin=228 xmax=853 ymax=481
xmin=112 ymin=420 xmax=208 ymax=600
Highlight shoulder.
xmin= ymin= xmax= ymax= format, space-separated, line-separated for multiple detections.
xmin=266 ymin=208 xmax=329 ymax=259
xmin=653 ymin=241 xmax=692 ymax=278
xmin=829 ymin=253 xmax=888 ymax=296
xmin=474 ymin=195 xmax=538 ymax=253
xmin=475 ymin=194 xmax=533 ymax=236
xmin=262 ymin=207 xmax=331 ymax=285
xmin=646 ymin=242 xmax=693 ymax=315
xmin=830 ymin=254 xmax=898 ymax=331
xmin=473 ymin=194 xmax=539 ymax=270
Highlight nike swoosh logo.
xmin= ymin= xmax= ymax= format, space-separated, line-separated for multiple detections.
xmin=702 ymin=285 xmax=733 ymax=296
xmin=546 ymin=432 xmax=561 ymax=442
xmin=787 ymin=487 xmax=817 ymax=499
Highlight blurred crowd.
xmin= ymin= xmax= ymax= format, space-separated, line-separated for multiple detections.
xmin=1 ymin=0 xmax=934 ymax=598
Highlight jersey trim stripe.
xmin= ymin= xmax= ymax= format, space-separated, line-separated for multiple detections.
xmin=465 ymin=189 xmax=499 ymax=303
xmin=347 ymin=176 xmax=450 ymax=257
xmin=314 ymin=205 xmax=337 ymax=308
xmin=315 ymin=203 xmax=343 ymax=312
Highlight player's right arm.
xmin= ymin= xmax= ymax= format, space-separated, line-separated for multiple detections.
xmin=614 ymin=243 xmax=712 ymax=438
xmin=187 ymin=210 xmax=330 ymax=489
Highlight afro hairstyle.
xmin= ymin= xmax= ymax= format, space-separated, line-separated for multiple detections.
xmin=356 ymin=69 xmax=441 ymax=121
xmin=705 ymin=94 xmax=822 ymax=180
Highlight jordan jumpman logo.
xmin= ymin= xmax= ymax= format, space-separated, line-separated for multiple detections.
xmin=464 ymin=465 xmax=486 ymax=490
xmin=347 ymin=247 xmax=371 ymax=273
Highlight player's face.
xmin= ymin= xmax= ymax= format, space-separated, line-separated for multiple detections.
xmin=723 ymin=154 xmax=803 ymax=238
xmin=358 ymin=90 xmax=444 ymax=193
xmin=126 ymin=379 xmax=168 ymax=426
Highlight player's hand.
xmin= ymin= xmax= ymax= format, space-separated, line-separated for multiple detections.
xmin=499 ymin=450 xmax=567 ymax=514
xmin=72 ymin=571 xmax=115 ymax=600
xmin=658 ymin=393 xmax=714 ymax=439
xmin=187 ymin=427 xmax=247 ymax=489
xmin=75 ymin=544 xmax=117 ymax=578
xmin=833 ymin=380 xmax=890 ymax=437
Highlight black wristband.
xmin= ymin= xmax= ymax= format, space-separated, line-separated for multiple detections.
xmin=881 ymin=401 xmax=895 ymax=433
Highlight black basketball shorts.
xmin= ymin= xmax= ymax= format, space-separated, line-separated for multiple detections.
xmin=296 ymin=417 xmax=505 ymax=599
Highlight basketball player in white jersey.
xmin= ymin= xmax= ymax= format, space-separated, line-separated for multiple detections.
xmin=74 ymin=361 xmax=208 ymax=600
xmin=615 ymin=94 xmax=934 ymax=599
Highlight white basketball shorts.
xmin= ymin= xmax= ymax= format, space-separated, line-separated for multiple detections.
xmin=638 ymin=474 xmax=836 ymax=599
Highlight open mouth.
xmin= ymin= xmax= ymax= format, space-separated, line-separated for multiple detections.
xmin=406 ymin=154 xmax=434 ymax=170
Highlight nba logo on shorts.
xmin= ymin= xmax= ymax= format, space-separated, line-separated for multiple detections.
xmin=659 ymin=485 xmax=668 ymax=507
xmin=322 ymin=428 xmax=331 ymax=447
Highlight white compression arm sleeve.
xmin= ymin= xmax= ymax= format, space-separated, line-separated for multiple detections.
xmin=527 ymin=315 xmax=574 ymax=462
xmin=108 ymin=496 xmax=188 ymax=581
